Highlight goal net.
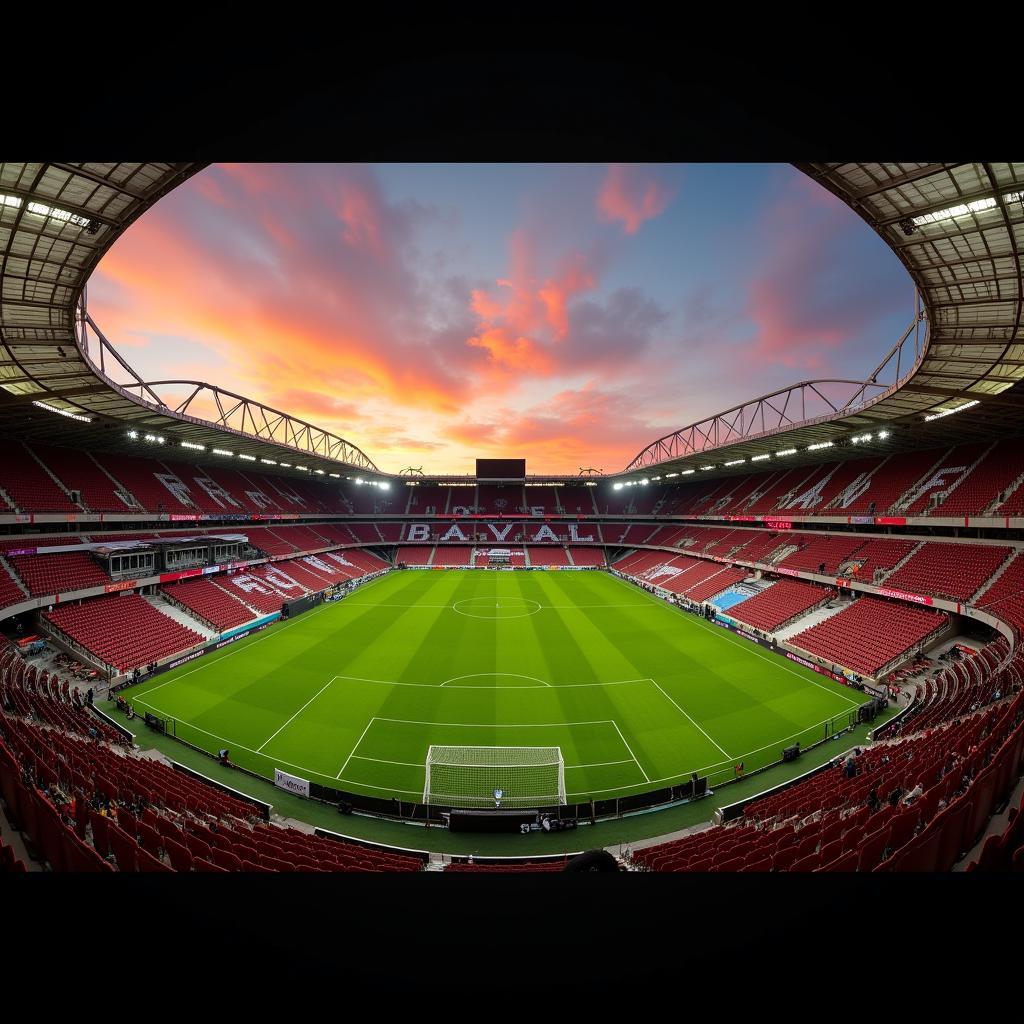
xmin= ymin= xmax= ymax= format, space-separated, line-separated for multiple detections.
xmin=423 ymin=745 xmax=566 ymax=808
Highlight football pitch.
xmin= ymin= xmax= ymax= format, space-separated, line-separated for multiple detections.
xmin=122 ymin=569 xmax=865 ymax=805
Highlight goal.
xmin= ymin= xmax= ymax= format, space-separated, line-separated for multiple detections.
xmin=423 ymin=745 xmax=566 ymax=808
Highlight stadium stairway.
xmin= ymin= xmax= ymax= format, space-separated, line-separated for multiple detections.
xmin=25 ymin=444 xmax=85 ymax=512
xmin=972 ymin=550 xmax=1021 ymax=604
xmin=143 ymin=594 xmax=217 ymax=640
xmin=773 ymin=597 xmax=852 ymax=642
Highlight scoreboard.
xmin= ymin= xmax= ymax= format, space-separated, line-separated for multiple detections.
xmin=476 ymin=458 xmax=526 ymax=479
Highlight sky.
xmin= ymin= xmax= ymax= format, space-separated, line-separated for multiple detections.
xmin=88 ymin=163 xmax=914 ymax=475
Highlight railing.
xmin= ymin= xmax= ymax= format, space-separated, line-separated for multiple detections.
xmin=623 ymin=307 xmax=928 ymax=472
xmin=73 ymin=295 xmax=380 ymax=472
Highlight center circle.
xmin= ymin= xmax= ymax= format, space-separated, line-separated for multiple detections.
xmin=452 ymin=597 xmax=542 ymax=619
xmin=441 ymin=673 xmax=549 ymax=688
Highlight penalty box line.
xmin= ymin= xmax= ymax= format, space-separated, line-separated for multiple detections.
xmin=327 ymin=673 xmax=654 ymax=690
xmin=644 ymin=677 xmax=733 ymax=762
xmin=336 ymin=716 xmax=650 ymax=783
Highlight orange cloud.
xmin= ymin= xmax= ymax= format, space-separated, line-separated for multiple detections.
xmin=466 ymin=327 xmax=555 ymax=374
xmin=597 ymin=164 xmax=673 ymax=235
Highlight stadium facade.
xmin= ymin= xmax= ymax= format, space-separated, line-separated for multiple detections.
xmin=0 ymin=162 xmax=1022 ymax=873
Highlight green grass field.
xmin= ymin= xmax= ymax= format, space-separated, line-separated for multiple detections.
xmin=122 ymin=569 xmax=865 ymax=806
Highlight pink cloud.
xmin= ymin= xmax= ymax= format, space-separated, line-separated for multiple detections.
xmin=597 ymin=164 xmax=674 ymax=235
xmin=741 ymin=177 xmax=907 ymax=370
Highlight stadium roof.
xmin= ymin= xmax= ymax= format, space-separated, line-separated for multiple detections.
xmin=622 ymin=162 xmax=1024 ymax=480
xmin=2 ymin=162 xmax=1020 ymax=485
xmin=0 ymin=162 xmax=381 ymax=477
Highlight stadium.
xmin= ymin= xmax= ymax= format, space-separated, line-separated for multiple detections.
xmin=1 ymin=159 xmax=1023 ymax=879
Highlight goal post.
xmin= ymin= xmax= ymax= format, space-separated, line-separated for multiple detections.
xmin=423 ymin=745 xmax=566 ymax=808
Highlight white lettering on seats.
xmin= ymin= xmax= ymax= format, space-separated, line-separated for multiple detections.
xmin=903 ymin=466 xmax=967 ymax=507
xmin=262 ymin=567 xmax=303 ymax=591
xmin=303 ymin=554 xmax=335 ymax=573
xmin=193 ymin=476 xmax=242 ymax=509
xmin=230 ymin=575 xmax=274 ymax=595
xmin=155 ymin=473 xmax=194 ymax=507
xmin=244 ymin=490 xmax=277 ymax=510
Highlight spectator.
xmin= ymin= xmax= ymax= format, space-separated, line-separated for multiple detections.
xmin=903 ymin=782 xmax=923 ymax=805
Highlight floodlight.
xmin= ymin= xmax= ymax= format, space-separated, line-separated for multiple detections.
xmin=32 ymin=400 xmax=92 ymax=423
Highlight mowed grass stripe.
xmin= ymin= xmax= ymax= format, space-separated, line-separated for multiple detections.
xmin=123 ymin=569 xmax=862 ymax=803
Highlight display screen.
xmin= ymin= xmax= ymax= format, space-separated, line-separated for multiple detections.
xmin=476 ymin=458 xmax=526 ymax=479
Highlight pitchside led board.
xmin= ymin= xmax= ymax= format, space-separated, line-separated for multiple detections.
xmin=476 ymin=458 xmax=526 ymax=480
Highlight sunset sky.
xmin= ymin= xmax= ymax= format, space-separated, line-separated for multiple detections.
xmin=88 ymin=164 xmax=913 ymax=475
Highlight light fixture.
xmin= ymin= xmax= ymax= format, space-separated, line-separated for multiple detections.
xmin=775 ymin=448 xmax=797 ymax=456
xmin=295 ymin=465 xmax=309 ymax=472
xmin=700 ymin=465 xmax=716 ymax=471
xmin=913 ymin=196 xmax=997 ymax=227
xmin=877 ymin=430 xmax=890 ymax=439
xmin=665 ymin=473 xmax=679 ymax=478
xmin=314 ymin=469 xmax=325 ymax=474
xmin=279 ymin=462 xmax=291 ymax=467
xmin=329 ymin=473 xmax=340 ymax=478
xmin=924 ymin=400 xmax=979 ymax=422
xmin=260 ymin=458 xmax=277 ymax=465
xmin=851 ymin=433 xmax=873 ymax=444
xmin=680 ymin=469 xmax=695 ymax=475
xmin=724 ymin=459 xmax=745 ymax=467
xmin=32 ymin=400 xmax=92 ymax=423
xmin=238 ymin=454 xmax=256 ymax=462
xmin=127 ymin=430 xmax=138 ymax=439
xmin=180 ymin=441 xmax=205 ymax=451
xmin=751 ymin=454 xmax=770 ymax=462
xmin=613 ymin=482 xmax=624 ymax=490
xmin=806 ymin=442 xmax=834 ymax=452
xmin=143 ymin=434 xmax=165 ymax=445
xmin=212 ymin=448 xmax=233 ymax=456
xmin=26 ymin=199 xmax=91 ymax=229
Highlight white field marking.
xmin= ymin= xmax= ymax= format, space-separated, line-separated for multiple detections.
xmin=329 ymin=673 xmax=653 ymax=690
xmin=133 ymin=695 xmax=852 ymax=802
xmin=646 ymin=678 xmax=732 ymax=760
xmin=127 ymin=571 xmax=398 ymax=700
xmin=452 ymin=597 xmax=541 ymax=619
xmin=370 ymin=715 xmax=617 ymax=728
xmin=255 ymin=676 xmax=338 ymax=752
xmin=126 ymin=696 xmax=432 ymax=793
xmin=608 ymin=720 xmax=650 ymax=784
xmin=336 ymin=602 xmax=652 ymax=610
xmin=564 ymin=712 xmax=855 ymax=798
xmin=350 ymin=754 xmax=425 ymax=768
xmin=440 ymin=672 xmax=551 ymax=688
xmin=607 ymin=573 xmax=862 ymax=708
xmin=336 ymin=716 xmax=378 ymax=779
xmin=349 ymin=753 xmax=635 ymax=771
